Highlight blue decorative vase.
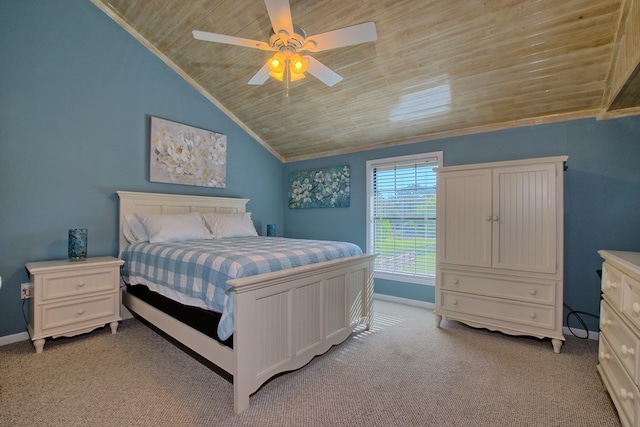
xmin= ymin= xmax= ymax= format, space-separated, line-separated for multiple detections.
xmin=68 ymin=228 xmax=88 ymax=262
xmin=267 ymin=224 xmax=276 ymax=237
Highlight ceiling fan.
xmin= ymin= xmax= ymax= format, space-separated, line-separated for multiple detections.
xmin=192 ymin=0 xmax=377 ymax=90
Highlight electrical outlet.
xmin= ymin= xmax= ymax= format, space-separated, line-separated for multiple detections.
xmin=21 ymin=283 xmax=33 ymax=299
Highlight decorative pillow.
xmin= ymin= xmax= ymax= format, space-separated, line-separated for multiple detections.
xmin=122 ymin=214 xmax=149 ymax=243
xmin=136 ymin=212 xmax=214 ymax=243
xmin=202 ymin=212 xmax=258 ymax=238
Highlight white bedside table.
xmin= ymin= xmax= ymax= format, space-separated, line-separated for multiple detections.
xmin=25 ymin=256 xmax=124 ymax=353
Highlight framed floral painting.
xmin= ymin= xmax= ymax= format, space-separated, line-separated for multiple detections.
xmin=149 ymin=117 xmax=226 ymax=188
xmin=288 ymin=165 xmax=350 ymax=209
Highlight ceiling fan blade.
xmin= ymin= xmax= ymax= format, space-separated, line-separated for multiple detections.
xmin=248 ymin=63 xmax=271 ymax=85
xmin=303 ymin=22 xmax=377 ymax=53
xmin=304 ymin=56 xmax=343 ymax=87
xmin=192 ymin=30 xmax=272 ymax=50
xmin=264 ymin=0 xmax=294 ymax=39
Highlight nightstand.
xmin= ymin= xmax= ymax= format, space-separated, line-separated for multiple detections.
xmin=25 ymin=256 xmax=124 ymax=353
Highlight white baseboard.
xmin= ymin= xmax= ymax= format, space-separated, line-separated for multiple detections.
xmin=374 ymin=293 xmax=435 ymax=310
xmin=0 ymin=331 xmax=29 ymax=346
xmin=563 ymin=326 xmax=599 ymax=341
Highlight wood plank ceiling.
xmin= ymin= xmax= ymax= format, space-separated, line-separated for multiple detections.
xmin=92 ymin=0 xmax=640 ymax=162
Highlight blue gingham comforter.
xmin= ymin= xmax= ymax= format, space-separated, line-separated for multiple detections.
xmin=120 ymin=236 xmax=363 ymax=340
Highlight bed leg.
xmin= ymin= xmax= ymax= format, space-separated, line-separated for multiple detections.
xmin=234 ymin=384 xmax=250 ymax=414
xmin=365 ymin=311 xmax=373 ymax=331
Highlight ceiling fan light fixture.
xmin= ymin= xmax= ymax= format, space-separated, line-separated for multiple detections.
xmin=269 ymin=70 xmax=284 ymax=81
xmin=289 ymin=70 xmax=305 ymax=82
xmin=268 ymin=52 xmax=286 ymax=73
xmin=290 ymin=53 xmax=308 ymax=75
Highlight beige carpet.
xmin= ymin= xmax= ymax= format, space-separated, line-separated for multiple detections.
xmin=0 ymin=300 xmax=621 ymax=426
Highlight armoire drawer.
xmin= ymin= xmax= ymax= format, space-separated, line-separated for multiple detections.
xmin=440 ymin=271 xmax=555 ymax=305
xmin=439 ymin=290 xmax=555 ymax=330
xmin=600 ymin=300 xmax=640 ymax=383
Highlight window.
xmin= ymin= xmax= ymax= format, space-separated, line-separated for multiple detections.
xmin=366 ymin=152 xmax=442 ymax=285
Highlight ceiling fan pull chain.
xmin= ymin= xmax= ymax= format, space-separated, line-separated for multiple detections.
xmin=283 ymin=58 xmax=291 ymax=98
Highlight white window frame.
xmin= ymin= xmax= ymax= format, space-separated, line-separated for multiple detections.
xmin=366 ymin=151 xmax=443 ymax=285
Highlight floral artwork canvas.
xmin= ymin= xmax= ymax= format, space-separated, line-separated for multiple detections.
xmin=288 ymin=165 xmax=350 ymax=209
xmin=150 ymin=117 xmax=226 ymax=188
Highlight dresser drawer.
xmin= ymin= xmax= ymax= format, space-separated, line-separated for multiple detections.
xmin=38 ymin=268 xmax=118 ymax=301
xmin=39 ymin=294 xmax=118 ymax=332
xmin=622 ymin=273 xmax=640 ymax=331
xmin=598 ymin=335 xmax=638 ymax=427
xmin=440 ymin=270 xmax=555 ymax=305
xmin=603 ymin=262 xmax=624 ymax=309
xmin=439 ymin=290 xmax=555 ymax=330
xmin=600 ymin=300 xmax=640 ymax=383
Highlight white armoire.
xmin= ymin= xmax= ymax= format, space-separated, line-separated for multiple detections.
xmin=434 ymin=156 xmax=567 ymax=353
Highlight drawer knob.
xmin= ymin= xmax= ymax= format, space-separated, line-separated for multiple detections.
xmin=529 ymin=289 xmax=537 ymax=296
xmin=485 ymin=216 xmax=492 ymax=222
xmin=621 ymin=345 xmax=635 ymax=356
xmin=492 ymin=215 xmax=499 ymax=222
xmin=599 ymin=350 xmax=611 ymax=360
xmin=633 ymin=303 xmax=640 ymax=314
xmin=453 ymin=279 xmax=459 ymax=285
xmin=451 ymin=299 xmax=458 ymax=306
xmin=601 ymin=318 xmax=612 ymax=328
xmin=77 ymin=281 xmax=85 ymax=288
xmin=606 ymin=280 xmax=618 ymax=290
xmin=77 ymin=308 xmax=85 ymax=316
xmin=620 ymin=388 xmax=634 ymax=400
xmin=529 ymin=312 xmax=537 ymax=319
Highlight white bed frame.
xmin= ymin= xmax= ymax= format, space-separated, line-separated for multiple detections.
xmin=117 ymin=191 xmax=375 ymax=413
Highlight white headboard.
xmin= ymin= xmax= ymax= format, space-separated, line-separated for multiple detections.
xmin=116 ymin=191 xmax=249 ymax=252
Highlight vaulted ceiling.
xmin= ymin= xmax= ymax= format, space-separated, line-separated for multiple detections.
xmin=92 ymin=0 xmax=640 ymax=162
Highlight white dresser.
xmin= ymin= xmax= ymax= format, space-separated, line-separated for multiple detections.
xmin=26 ymin=256 xmax=124 ymax=353
xmin=435 ymin=156 xmax=567 ymax=353
xmin=598 ymin=250 xmax=640 ymax=427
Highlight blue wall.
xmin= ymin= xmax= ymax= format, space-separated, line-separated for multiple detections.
xmin=2 ymin=1 xmax=640 ymax=338
xmin=0 ymin=0 xmax=283 ymax=336
xmin=284 ymin=118 xmax=640 ymax=332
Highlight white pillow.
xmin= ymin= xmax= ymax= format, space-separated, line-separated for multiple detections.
xmin=137 ymin=212 xmax=214 ymax=243
xmin=202 ymin=212 xmax=258 ymax=238
xmin=122 ymin=214 xmax=149 ymax=243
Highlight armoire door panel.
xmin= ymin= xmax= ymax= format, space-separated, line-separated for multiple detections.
xmin=439 ymin=169 xmax=492 ymax=267
xmin=492 ymin=163 xmax=557 ymax=273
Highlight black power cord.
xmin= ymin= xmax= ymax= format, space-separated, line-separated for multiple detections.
xmin=22 ymin=298 xmax=29 ymax=328
xmin=563 ymin=302 xmax=599 ymax=339
xmin=562 ymin=269 xmax=603 ymax=339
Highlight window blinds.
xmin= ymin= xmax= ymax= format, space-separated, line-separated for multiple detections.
xmin=370 ymin=156 xmax=438 ymax=279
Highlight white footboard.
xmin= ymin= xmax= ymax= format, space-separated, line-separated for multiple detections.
xmin=117 ymin=190 xmax=376 ymax=413
xmin=230 ymin=254 xmax=375 ymax=413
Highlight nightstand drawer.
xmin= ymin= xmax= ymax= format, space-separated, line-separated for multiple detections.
xmin=40 ymin=294 xmax=118 ymax=332
xmin=39 ymin=268 xmax=117 ymax=301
